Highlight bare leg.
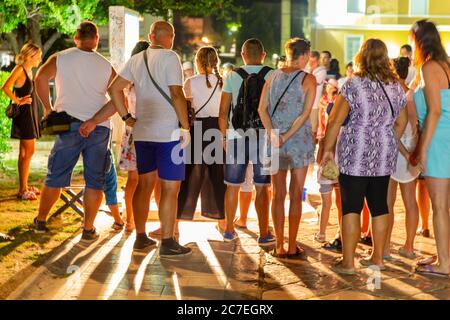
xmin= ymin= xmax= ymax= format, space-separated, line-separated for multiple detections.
xmin=424 ymin=178 xmax=450 ymax=274
xmin=108 ymin=204 xmax=123 ymax=225
xmin=399 ymin=180 xmax=419 ymax=254
xmin=255 ymin=185 xmax=270 ymax=238
xmin=224 ymin=185 xmax=240 ymax=233
xmin=159 ymin=179 xmax=181 ymax=239
xmin=154 ymin=177 xmax=161 ymax=208
xmin=361 ymin=201 xmax=371 ymax=238
xmin=124 ymin=170 xmax=139 ymax=226
xmin=18 ymin=139 xmax=35 ymax=194
xmin=385 ymin=179 xmax=398 ymax=256
xmin=417 ymin=179 xmax=431 ymax=231
xmin=133 ymin=171 xmax=156 ymax=234
xmin=341 ymin=213 xmax=360 ymax=270
xmin=37 ymin=185 xmax=62 ymax=221
xmin=334 ymin=187 xmax=343 ymax=239
xmin=236 ymin=191 xmax=252 ymax=227
xmin=272 ymin=171 xmax=287 ymax=255
xmin=83 ymin=188 xmax=103 ymax=231
xmin=287 ymin=167 xmax=308 ymax=254
xmin=319 ymin=191 xmax=332 ymax=235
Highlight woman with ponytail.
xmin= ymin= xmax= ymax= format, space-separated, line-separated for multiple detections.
xmin=1 ymin=42 xmax=42 ymax=200
xmin=177 ymin=46 xmax=227 ymax=229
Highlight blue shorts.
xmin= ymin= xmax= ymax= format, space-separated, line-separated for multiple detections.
xmin=134 ymin=140 xmax=185 ymax=181
xmin=104 ymin=150 xmax=118 ymax=206
xmin=45 ymin=122 xmax=111 ymax=190
xmin=224 ymin=136 xmax=271 ymax=186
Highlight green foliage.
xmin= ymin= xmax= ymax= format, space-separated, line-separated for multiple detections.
xmin=0 ymin=72 xmax=12 ymax=164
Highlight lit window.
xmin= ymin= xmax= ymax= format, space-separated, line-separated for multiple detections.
xmin=345 ymin=35 xmax=363 ymax=64
xmin=347 ymin=0 xmax=365 ymax=14
xmin=410 ymin=0 xmax=428 ymax=16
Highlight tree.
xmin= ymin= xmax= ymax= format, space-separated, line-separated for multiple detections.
xmin=0 ymin=0 xmax=242 ymax=57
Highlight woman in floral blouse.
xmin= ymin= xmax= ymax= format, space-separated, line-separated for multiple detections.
xmin=321 ymin=39 xmax=408 ymax=275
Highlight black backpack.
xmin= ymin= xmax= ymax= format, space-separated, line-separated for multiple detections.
xmin=231 ymin=66 xmax=272 ymax=130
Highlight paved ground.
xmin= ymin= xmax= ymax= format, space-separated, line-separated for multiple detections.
xmin=7 ymin=192 xmax=450 ymax=300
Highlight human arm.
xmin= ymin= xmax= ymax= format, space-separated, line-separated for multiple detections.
xmin=34 ymin=55 xmax=57 ymax=117
xmin=281 ymin=73 xmax=317 ymax=143
xmin=321 ymin=95 xmax=350 ymax=165
xmin=1 ymin=65 xmax=32 ymax=106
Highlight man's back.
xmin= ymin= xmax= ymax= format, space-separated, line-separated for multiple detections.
xmin=54 ymin=47 xmax=112 ymax=126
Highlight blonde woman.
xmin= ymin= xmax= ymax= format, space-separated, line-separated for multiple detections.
xmin=1 ymin=42 xmax=42 ymax=200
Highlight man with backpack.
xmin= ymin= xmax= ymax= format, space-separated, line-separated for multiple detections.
xmin=218 ymin=38 xmax=276 ymax=246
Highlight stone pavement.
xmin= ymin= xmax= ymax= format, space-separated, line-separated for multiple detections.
xmin=7 ymin=199 xmax=450 ymax=300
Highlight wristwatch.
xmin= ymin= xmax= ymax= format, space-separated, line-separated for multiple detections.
xmin=121 ymin=113 xmax=132 ymax=121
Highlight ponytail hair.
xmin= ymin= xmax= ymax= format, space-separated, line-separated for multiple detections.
xmin=15 ymin=42 xmax=41 ymax=65
xmin=195 ymin=46 xmax=223 ymax=88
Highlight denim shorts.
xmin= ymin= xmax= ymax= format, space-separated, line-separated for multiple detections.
xmin=134 ymin=140 xmax=185 ymax=181
xmin=104 ymin=150 xmax=118 ymax=206
xmin=224 ymin=136 xmax=270 ymax=186
xmin=45 ymin=122 xmax=111 ymax=190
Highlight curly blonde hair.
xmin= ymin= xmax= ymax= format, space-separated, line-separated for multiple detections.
xmin=195 ymin=46 xmax=223 ymax=88
xmin=354 ymin=39 xmax=399 ymax=84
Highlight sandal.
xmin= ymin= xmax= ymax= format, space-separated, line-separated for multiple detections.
xmin=314 ymin=232 xmax=327 ymax=243
xmin=19 ymin=190 xmax=37 ymax=201
xmin=417 ymin=229 xmax=431 ymax=238
xmin=0 ymin=233 xmax=14 ymax=242
xmin=233 ymin=220 xmax=248 ymax=230
xmin=331 ymin=259 xmax=356 ymax=275
xmin=149 ymin=228 xmax=179 ymax=238
xmin=417 ymin=255 xmax=438 ymax=266
xmin=111 ymin=222 xmax=124 ymax=232
xmin=415 ymin=264 xmax=449 ymax=278
xmin=28 ymin=186 xmax=41 ymax=195
xmin=270 ymin=249 xmax=288 ymax=259
xmin=287 ymin=246 xmax=306 ymax=260
xmin=398 ymin=248 xmax=417 ymax=260
xmin=323 ymin=238 xmax=342 ymax=253
xmin=359 ymin=258 xmax=386 ymax=271
xmin=125 ymin=222 xmax=135 ymax=234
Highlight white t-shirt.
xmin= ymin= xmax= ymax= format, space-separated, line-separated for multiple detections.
xmin=311 ymin=66 xmax=327 ymax=110
xmin=184 ymin=74 xmax=221 ymax=118
xmin=54 ymin=47 xmax=113 ymax=127
xmin=119 ymin=48 xmax=183 ymax=142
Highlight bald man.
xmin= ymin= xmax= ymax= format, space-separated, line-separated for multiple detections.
xmin=108 ymin=21 xmax=191 ymax=257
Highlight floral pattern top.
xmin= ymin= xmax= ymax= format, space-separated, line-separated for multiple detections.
xmin=337 ymin=76 xmax=406 ymax=177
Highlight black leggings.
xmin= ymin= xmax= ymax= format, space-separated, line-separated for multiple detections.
xmin=339 ymin=173 xmax=390 ymax=217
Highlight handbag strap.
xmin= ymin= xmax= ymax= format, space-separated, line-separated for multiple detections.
xmin=372 ymin=74 xmax=395 ymax=118
xmin=195 ymin=78 xmax=219 ymax=115
xmin=143 ymin=50 xmax=173 ymax=106
xmin=271 ymin=71 xmax=303 ymax=118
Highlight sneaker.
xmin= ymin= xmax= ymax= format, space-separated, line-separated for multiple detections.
xmin=258 ymin=231 xmax=276 ymax=247
xmin=133 ymin=236 xmax=157 ymax=253
xmin=111 ymin=222 xmax=124 ymax=233
xmin=80 ymin=228 xmax=99 ymax=243
xmin=159 ymin=238 xmax=192 ymax=258
xmin=223 ymin=231 xmax=238 ymax=242
xmin=33 ymin=217 xmax=49 ymax=234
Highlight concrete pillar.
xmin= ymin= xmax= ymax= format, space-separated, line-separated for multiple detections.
xmin=281 ymin=0 xmax=291 ymax=53
xmin=109 ymin=6 xmax=140 ymax=161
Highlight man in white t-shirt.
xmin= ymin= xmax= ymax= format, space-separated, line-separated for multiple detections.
xmin=108 ymin=21 xmax=192 ymax=257
xmin=33 ymin=21 xmax=116 ymax=243
xmin=308 ymin=51 xmax=327 ymax=143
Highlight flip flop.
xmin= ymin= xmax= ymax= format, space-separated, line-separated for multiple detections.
xmin=398 ymin=248 xmax=417 ymax=260
xmin=323 ymin=238 xmax=342 ymax=253
xmin=331 ymin=260 xmax=356 ymax=275
xmin=28 ymin=186 xmax=41 ymax=195
xmin=270 ymin=249 xmax=288 ymax=260
xmin=417 ymin=255 xmax=438 ymax=266
xmin=415 ymin=265 xmax=449 ymax=278
xmin=359 ymin=258 xmax=387 ymax=271
xmin=233 ymin=222 xmax=248 ymax=230
xmin=287 ymin=246 xmax=306 ymax=260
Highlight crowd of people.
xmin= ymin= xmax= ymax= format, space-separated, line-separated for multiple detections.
xmin=1 ymin=19 xmax=449 ymax=278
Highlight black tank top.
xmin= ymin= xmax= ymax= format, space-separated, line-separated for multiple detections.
xmin=13 ymin=66 xmax=33 ymax=103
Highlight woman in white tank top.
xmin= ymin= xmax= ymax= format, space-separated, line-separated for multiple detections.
xmin=177 ymin=47 xmax=227 ymax=229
